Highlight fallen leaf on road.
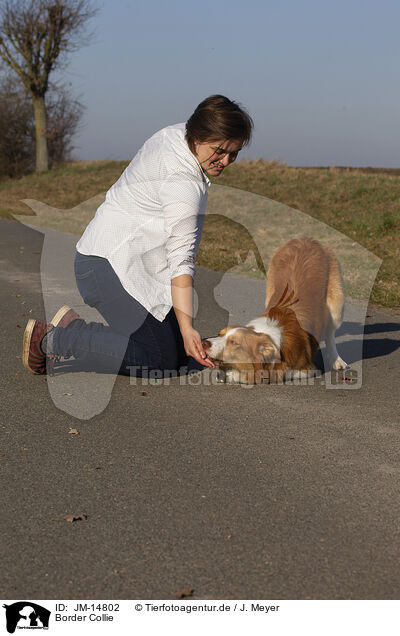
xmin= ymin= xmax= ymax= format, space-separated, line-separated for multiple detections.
xmin=65 ymin=513 xmax=87 ymax=523
xmin=175 ymin=587 xmax=194 ymax=599
xmin=68 ymin=428 xmax=79 ymax=435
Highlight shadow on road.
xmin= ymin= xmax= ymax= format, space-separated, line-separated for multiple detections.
xmin=337 ymin=320 xmax=400 ymax=336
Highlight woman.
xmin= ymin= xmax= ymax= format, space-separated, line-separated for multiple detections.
xmin=22 ymin=95 xmax=253 ymax=378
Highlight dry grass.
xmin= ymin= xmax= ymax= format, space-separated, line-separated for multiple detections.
xmin=0 ymin=160 xmax=128 ymax=218
xmin=1 ymin=159 xmax=399 ymax=308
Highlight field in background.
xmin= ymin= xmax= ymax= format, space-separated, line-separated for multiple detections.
xmin=1 ymin=159 xmax=399 ymax=308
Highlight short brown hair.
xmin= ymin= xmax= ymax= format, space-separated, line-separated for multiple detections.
xmin=185 ymin=95 xmax=253 ymax=153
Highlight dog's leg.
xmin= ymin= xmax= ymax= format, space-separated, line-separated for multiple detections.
xmin=325 ymin=254 xmax=348 ymax=369
xmin=325 ymin=319 xmax=348 ymax=369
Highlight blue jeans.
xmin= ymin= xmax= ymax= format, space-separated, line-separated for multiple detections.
xmin=51 ymin=252 xmax=204 ymax=376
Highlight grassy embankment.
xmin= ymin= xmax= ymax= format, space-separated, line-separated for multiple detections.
xmin=0 ymin=159 xmax=399 ymax=308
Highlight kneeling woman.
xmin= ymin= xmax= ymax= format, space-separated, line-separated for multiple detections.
xmin=22 ymin=95 xmax=253 ymax=378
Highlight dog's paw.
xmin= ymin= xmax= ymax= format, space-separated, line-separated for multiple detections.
xmin=332 ymin=356 xmax=349 ymax=370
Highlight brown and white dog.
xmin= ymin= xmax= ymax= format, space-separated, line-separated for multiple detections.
xmin=203 ymin=237 xmax=348 ymax=383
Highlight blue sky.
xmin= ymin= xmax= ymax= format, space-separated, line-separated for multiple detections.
xmin=59 ymin=0 xmax=400 ymax=167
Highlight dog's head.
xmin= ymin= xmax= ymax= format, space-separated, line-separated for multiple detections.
xmin=203 ymin=325 xmax=281 ymax=382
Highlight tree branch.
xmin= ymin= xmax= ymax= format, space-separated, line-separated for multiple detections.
xmin=0 ymin=39 xmax=30 ymax=87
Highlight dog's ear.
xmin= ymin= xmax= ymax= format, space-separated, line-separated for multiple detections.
xmin=218 ymin=325 xmax=241 ymax=337
xmin=218 ymin=327 xmax=230 ymax=337
xmin=256 ymin=336 xmax=280 ymax=363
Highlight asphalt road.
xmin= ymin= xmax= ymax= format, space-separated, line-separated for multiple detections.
xmin=1 ymin=218 xmax=399 ymax=600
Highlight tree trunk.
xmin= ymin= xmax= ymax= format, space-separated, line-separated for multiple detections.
xmin=32 ymin=95 xmax=49 ymax=172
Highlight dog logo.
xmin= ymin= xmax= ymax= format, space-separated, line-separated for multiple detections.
xmin=3 ymin=602 xmax=50 ymax=633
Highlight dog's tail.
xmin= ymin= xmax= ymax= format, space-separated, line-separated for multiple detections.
xmin=270 ymin=283 xmax=299 ymax=311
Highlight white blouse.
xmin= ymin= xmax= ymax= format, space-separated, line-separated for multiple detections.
xmin=76 ymin=122 xmax=211 ymax=321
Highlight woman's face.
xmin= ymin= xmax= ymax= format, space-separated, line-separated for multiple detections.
xmin=193 ymin=139 xmax=243 ymax=176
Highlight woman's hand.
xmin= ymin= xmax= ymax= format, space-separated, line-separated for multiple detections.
xmin=171 ymin=274 xmax=214 ymax=368
xmin=182 ymin=326 xmax=215 ymax=368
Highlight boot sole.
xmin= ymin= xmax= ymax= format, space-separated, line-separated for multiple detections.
xmin=51 ymin=305 xmax=71 ymax=326
xmin=22 ymin=319 xmax=39 ymax=374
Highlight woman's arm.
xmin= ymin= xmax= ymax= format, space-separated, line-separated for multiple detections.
xmin=171 ymin=274 xmax=214 ymax=368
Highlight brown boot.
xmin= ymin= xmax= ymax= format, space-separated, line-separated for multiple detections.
xmin=22 ymin=319 xmax=57 ymax=375
xmin=51 ymin=305 xmax=81 ymax=328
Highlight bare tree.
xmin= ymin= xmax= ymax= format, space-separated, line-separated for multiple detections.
xmin=0 ymin=74 xmax=35 ymax=177
xmin=46 ymin=83 xmax=84 ymax=166
xmin=0 ymin=74 xmax=84 ymax=177
xmin=0 ymin=0 xmax=97 ymax=172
